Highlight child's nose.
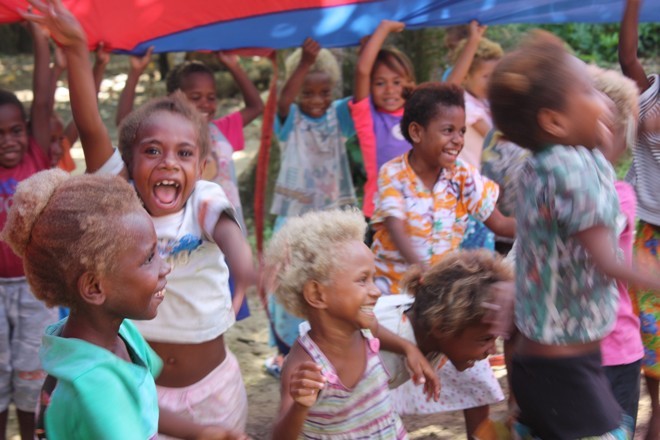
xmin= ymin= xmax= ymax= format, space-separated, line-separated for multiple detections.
xmin=159 ymin=257 xmax=172 ymax=277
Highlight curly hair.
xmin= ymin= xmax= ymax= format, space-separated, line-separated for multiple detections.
xmin=404 ymin=249 xmax=513 ymax=337
xmin=285 ymin=48 xmax=341 ymax=85
xmin=400 ymin=82 xmax=465 ymax=144
xmin=1 ymin=169 xmax=145 ymax=309
xmin=452 ymin=37 xmax=503 ymax=73
xmin=165 ymin=60 xmax=215 ymax=94
xmin=264 ymin=209 xmax=367 ymax=318
xmin=118 ymin=91 xmax=210 ymax=170
xmin=0 ymin=88 xmax=27 ymax=122
xmin=488 ymin=30 xmax=575 ymax=152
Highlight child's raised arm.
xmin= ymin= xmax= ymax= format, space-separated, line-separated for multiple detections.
xmin=217 ymin=52 xmax=264 ymax=125
xmin=277 ymin=38 xmax=320 ymax=119
xmin=27 ymin=20 xmax=52 ymax=154
xmin=445 ymin=20 xmax=487 ymax=86
xmin=353 ymin=20 xmax=405 ymax=102
xmin=23 ymin=0 xmax=114 ymax=173
xmin=619 ymin=0 xmax=650 ymax=93
xmin=115 ymin=47 xmax=154 ymax=126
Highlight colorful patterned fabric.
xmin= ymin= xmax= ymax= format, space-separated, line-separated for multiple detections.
xmin=631 ymin=220 xmax=660 ymax=379
xmin=371 ymin=153 xmax=499 ymax=294
xmin=515 ymin=145 xmax=621 ymax=345
xmin=297 ymin=328 xmax=408 ymax=439
xmin=459 ymin=215 xmax=495 ymax=251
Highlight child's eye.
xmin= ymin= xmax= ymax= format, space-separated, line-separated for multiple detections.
xmin=11 ymin=126 xmax=24 ymax=136
xmin=179 ymin=149 xmax=195 ymax=158
xmin=145 ymin=146 xmax=161 ymax=155
xmin=144 ymin=251 xmax=155 ymax=265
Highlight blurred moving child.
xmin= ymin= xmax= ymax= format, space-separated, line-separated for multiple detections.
xmin=2 ymin=169 xmax=245 ymax=440
xmin=489 ymin=30 xmax=660 ymax=438
xmin=265 ymin=38 xmax=357 ymax=375
xmin=370 ymin=81 xmax=514 ymax=435
xmin=619 ymin=1 xmax=660 ymax=438
xmin=590 ymin=64 xmax=644 ymax=434
xmin=267 ymin=209 xmax=437 ymax=439
xmin=25 ymin=1 xmax=255 ymax=435
xmin=352 ymin=19 xmax=415 ymax=219
xmin=0 ymin=21 xmax=59 ymax=440
xmin=376 ymin=249 xmax=513 ymax=439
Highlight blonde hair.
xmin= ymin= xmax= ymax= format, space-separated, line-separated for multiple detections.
xmin=285 ymin=48 xmax=341 ymax=85
xmin=118 ymin=91 xmax=210 ymax=170
xmin=404 ymin=250 xmax=513 ymax=336
xmin=265 ymin=209 xmax=366 ymax=318
xmin=587 ymin=65 xmax=639 ymax=151
xmin=1 ymin=169 xmax=144 ymax=309
xmin=453 ymin=37 xmax=503 ymax=73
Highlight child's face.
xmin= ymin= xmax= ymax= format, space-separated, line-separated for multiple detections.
xmin=321 ymin=240 xmax=381 ymax=330
xmin=130 ymin=111 xmax=203 ymax=217
xmin=99 ymin=210 xmax=170 ymax=320
xmin=180 ymin=72 xmax=217 ymax=122
xmin=298 ymin=72 xmax=333 ymax=119
xmin=371 ymin=62 xmax=406 ymax=112
xmin=411 ymin=105 xmax=466 ymax=170
xmin=464 ymin=59 xmax=499 ymax=101
xmin=435 ymin=322 xmax=497 ymax=372
xmin=0 ymin=104 xmax=28 ymax=168
xmin=49 ymin=116 xmax=65 ymax=166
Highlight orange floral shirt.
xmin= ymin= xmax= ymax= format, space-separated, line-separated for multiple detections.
xmin=371 ymin=153 xmax=499 ymax=294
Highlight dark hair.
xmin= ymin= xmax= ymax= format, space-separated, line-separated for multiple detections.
xmin=166 ymin=60 xmax=215 ymax=94
xmin=400 ymin=82 xmax=465 ymax=144
xmin=488 ymin=30 xmax=574 ymax=152
xmin=0 ymin=89 xmax=27 ymax=122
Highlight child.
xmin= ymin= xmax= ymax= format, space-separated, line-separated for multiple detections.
xmin=351 ymin=19 xmax=415 ymax=219
xmin=619 ymin=1 xmax=660 ymax=438
xmin=590 ymin=64 xmax=644 ymax=435
xmin=2 ymin=169 xmax=246 ymax=440
xmin=267 ymin=209 xmax=413 ymax=439
xmin=265 ymin=38 xmax=357 ymax=376
xmin=376 ymin=249 xmax=513 ymax=438
xmin=0 ymin=20 xmax=59 ymax=440
xmin=24 ymin=2 xmax=255 ymax=435
xmin=370 ymin=81 xmax=514 ymax=435
xmin=488 ymin=30 xmax=660 ymax=438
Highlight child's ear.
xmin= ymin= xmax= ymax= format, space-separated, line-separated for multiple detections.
xmin=77 ymin=272 xmax=107 ymax=306
xmin=408 ymin=121 xmax=423 ymax=144
xmin=302 ymin=280 xmax=328 ymax=310
xmin=537 ymin=108 xmax=569 ymax=140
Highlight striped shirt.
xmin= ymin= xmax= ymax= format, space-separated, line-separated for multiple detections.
xmin=626 ymin=74 xmax=660 ymax=225
xmin=298 ymin=329 xmax=408 ymax=439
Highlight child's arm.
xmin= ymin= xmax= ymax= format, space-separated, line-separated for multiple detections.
xmin=272 ymin=348 xmax=326 ymax=440
xmin=23 ymin=0 xmax=115 ymax=174
xmin=277 ymin=38 xmax=320 ymax=119
xmin=353 ymin=20 xmax=405 ymax=102
xmin=217 ymin=52 xmax=264 ymax=125
xmin=483 ymin=207 xmax=516 ymax=239
xmin=445 ymin=20 xmax=486 ymax=86
xmin=159 ymin=407 xmax=248 ymax=440
xmin=576 ymin=226 xmax=660 ymax=291
xmin=212 ymin=214 xmax=256 ymax=316
xmin=619 ymin=0 xmax=650 ymax=93
xmin=27 ymin=20 xmax=52 ymax=154
xmin=115 ymin=47 xmax=154 ymax=126
xmin=370 ymin=322 xmax=440 ymax=401
xmin=384 ymin=217 xmax=422 ymax=266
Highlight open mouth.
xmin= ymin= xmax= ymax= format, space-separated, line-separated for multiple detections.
xmin=153 ymin=180 xmax=181 ymax=208
xmin=154 ymin=288 xmax=166 ymax=299
xmin=360 ymin=305 xmax=375 ymax=317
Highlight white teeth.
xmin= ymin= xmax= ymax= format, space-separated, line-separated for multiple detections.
xmin=156 ymin=180 xmax=180 ymax=187
xmin=154 ymin=289 xmax=166 ymax=298
xmin=360 ymin=306 xmax=374 ymax=315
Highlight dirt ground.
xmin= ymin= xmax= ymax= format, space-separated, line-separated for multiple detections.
xmin=0 ymin=51 xmax=655 ymax=439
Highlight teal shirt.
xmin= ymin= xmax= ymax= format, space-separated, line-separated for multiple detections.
xmin=39 ymin=319 xmax=162 ymax=439
xmin=515 ymin=145 xmax=621 ymax=345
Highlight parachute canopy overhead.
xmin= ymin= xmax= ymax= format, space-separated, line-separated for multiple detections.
xmin=1 ymin=0 xmax=658 ymax=54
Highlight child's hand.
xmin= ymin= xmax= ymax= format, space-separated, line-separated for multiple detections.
xmin=195 ymin=426 xmax=250 ymax=440
xmin=129 ymin=46 xmax=154 ymax=73
xmin=468 ymin=19 xmax=487 ymax=40
xmin=403 ymin=344 xmax=440 ymax=402
xmin=300 ymin=38 xmax=321 ymax=66
xmin=217 ymin=52 xmax=240 ymax=69
xmin=379 ymin=19 xmax=405 ymax=34
xmin=94 ymin=42 xmax=110 ymax=67
xmin=481 ymin=281 xmax=515 ymax=339
xmin=289 ymin=361 xmax=326 ymax=407
xmin=22 ymin=0 xmax=87 ymax=48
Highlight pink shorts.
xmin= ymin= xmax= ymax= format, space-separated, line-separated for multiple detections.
xmin=157 ymin=349 xmax=247 ymax=438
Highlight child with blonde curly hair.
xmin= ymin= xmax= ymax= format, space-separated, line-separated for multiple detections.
xmin=1 ymin=169 xmax=245 ymax=439
xmin=266 ymin=37 xmax=357 ymax=375
xmin=267 ymin=209 xmax=437 ymax=439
